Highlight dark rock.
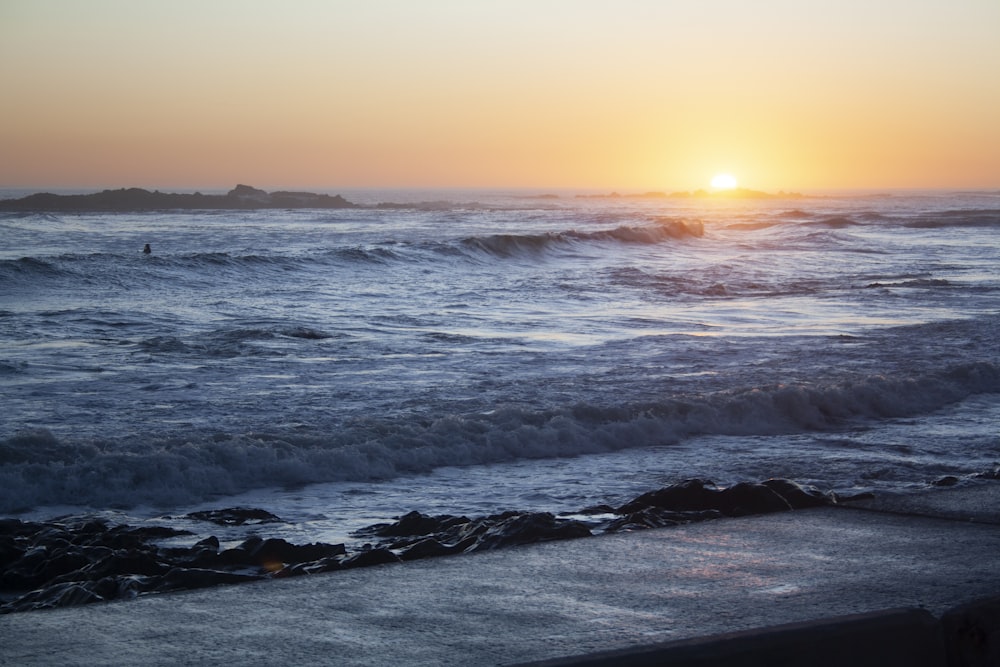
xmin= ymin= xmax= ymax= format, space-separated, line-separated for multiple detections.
xmin=276 ymin=555 xmax=347 ymax=578
xmin=78 ymin=549 xmax=171 ymax=580
xmin=341 ymin=548 xmax=401 ymax=569
xmin=61 ymin=519 xmax=110 ymax=544
xmin=4 ymin=582 xmax=107 ymax=613
xmin=0 ymin=518 xmax=32 ymax=536
xmin=399 ymin=538 xmax=460 ymax=561
xmin=100 ymin=525 xmax=191 ymax=550
xmin=114 ymin=575 xmax=148 ymax=600
xmin=228 ymin=184 xmax=268 ymax=199
xmin=157 ymin=541 xmax=215 ymax=566
xmin=717 ymin=482 xmax=793 ymax=517
xmin=194 ymin=535 xmax=220 ymax=550
xmin=975 ymin=467 xmax=1000 ymax=480
xmin=1 ymin=478 xmax=849 ymax=615
xmin=617 ymin=478 xmax=720 ymax=514
xmin=576 ymin=504 xmax=617 ymax=516
xmin=246 ymin=538 xmax=346 ymax=569
xmin=605 ymin=507 xmax=723 ymax=533
xmin=2 ymin=544 xmax=83 ymax=589
xmin=184 ymin=507 xmax=284 ymax=526
xmin=605 ymin=508 xmax=682 ymax=533
xmin=933 ymin=475 xmax=962 ymax=487
xmin=834 ymin=491 xmax=878 ymax=503
xmin=465 ymin=512 xmax=592 ymax=552
xmin=209 ymin=536 xmax=346 ymax=570
xmin=761 ymin=478 xmax=836 ymax=508
xmin=90 ymin=576 xmax=122 ymax=601
xmin=31 ymin=549 xmax=93 ymax=582
xmin=0 ymin=186 xmax=360 ymax=212
xmin=214 ymin=546 xmax=257 ymax=568
xmin=0 ymin=535 xmax=24 ymax=569
xmin=355 ymin=511 xmax=470 ymax=538
xmin=617 ymin=479 xmax=800 ymax=518
xmin=30 ymin=526 xmax=72 ymax=548
xmin=152 ymin=567 xmax=264 ymax=593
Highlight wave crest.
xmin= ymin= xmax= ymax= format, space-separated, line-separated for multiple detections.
xmin=905 ymin=209 xmax=1000 ymax=229
xmin=459 ymin=219 xmax=703 ymax=259
xmin=2 ymin=361 xmax=995 ymax=513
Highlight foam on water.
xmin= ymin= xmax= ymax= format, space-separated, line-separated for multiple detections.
xmin=1 ymin=190 xmax=998 ymax=535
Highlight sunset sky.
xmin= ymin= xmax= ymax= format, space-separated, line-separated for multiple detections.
xmin=2 ymin=0 xmax=998 ymax=191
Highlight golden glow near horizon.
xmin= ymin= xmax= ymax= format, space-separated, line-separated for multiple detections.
xmin=711 ymin=174 xmax=739 ymax=190
xmin=1 ymin=0 xmax=999 ymax=191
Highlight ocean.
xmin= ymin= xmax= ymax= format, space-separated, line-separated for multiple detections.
xmin=1 ymin=188 xmax=998 ymax=547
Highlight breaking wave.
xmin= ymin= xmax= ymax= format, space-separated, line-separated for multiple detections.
xmin=904 ymin=209 xmax=1000 ymax=229
xmin=2 ymin=361 xmax=996 ymax=513
xmin=459 ymin=219 xmax=703 ymax=258
xmin=0 ymin=219 xmax=706 ymax=284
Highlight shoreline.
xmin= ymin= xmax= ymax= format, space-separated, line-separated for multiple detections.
xmin=1 ymin=482 xmax=998 ymax=665
xmin=0 ymin=477 xmax=846 ymax=614
xmin=3 ymin=473 xmax=996 ymax=615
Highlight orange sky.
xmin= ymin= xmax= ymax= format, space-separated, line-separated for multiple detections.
xmin=2 ymin=0 xmax=998 ymax=191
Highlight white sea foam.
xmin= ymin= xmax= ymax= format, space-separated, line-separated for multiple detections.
xmin=1 ymin=360 xmax=996 ymax=514
xmin=1 ymin=191 xmax=998 ymax=527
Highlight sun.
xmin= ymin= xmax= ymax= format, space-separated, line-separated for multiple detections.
xmin=710 ymin=173 xmax=738 ymax=190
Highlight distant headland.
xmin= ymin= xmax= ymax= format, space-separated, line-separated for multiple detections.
xmin=0 ymin=184 xmax=812 ymax=212
xmin=0 ymin=184 xmax=359 ymax=211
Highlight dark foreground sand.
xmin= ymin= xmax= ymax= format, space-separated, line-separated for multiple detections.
xmin=1 ymin=483 xmax=999 ymax=666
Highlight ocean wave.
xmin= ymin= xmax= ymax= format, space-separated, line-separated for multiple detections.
xmin=326 ymin=246 xmax=402 ymax=263
xmin=458 ymin=219 xmax=704 ymax=259
xmin=865 ymin=278 xmax=952 ymax=289
xmin=2 ymin=218 xmax=704 ymax=283
xmin=0 ymin=360 xmax=28 ymax=375
xmin=609 ymin=266 xmax=827 ymax=299
xmin=903 ymin=209 xmax=1000 ymax=229
xmin=174 ymin=252 xmax=313 ymax=271
xmin=804 ymin=216 xmax=860 ymax=229
xmin=2 ymin=361 xmax=996 ymax=513
xmin=0 ymin=256 xmax=70 ymax=281
xmin=585 ymin=218 xmax=704 ymax=243
xmin=136 ymin=325 xmax=335 ymax=358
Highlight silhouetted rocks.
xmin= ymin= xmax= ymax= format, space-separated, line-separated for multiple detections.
xmin=0 ymin=514 xmax=343 ymax=614
xmin=1 ymin=478 xmax=844 ymax=614
xmin=471 ymin=512 xmax=592 ymax=551
xmin=183 ymin=507 xmax=284 ymax=526
xmin=616 ymin=478 xmax=834 ymax=519
xmin=761 ymin=478 xmax=836 ymax=508
xmin=341 ymin=548 xmax=402 ymax=569
xmin=606 ymin=507 xmax=724 ymax=533
xmin=361 ymin=510 xmax=470 ymax=538
xmin=0 ymin=185 xmax=359 ymax=212
xmin=352 ymin=509 xmax=592 ymax=555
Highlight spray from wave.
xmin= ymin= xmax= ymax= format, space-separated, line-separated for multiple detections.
xmin=2 ymin=361 xmax=995 ymax=513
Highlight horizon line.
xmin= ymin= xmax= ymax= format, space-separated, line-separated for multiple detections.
xmin=2 ymin=183 xmax=999 ymax=196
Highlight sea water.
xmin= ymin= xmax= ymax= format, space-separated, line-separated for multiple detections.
xmin=1 ymin=189 xmax=998 ymax=546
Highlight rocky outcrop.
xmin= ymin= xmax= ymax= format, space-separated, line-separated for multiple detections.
xmin=181 ymin=507 xmax=284 ymax=526
xmin=0 ymin=185 xmax=359 ymax=211
xmin=0 ymin=478 xmax=839 ymax=614
xmin=0 ymin=514 xmax=344 ymax=613
xmin=353 ymin=510 xmax=593 ymax=557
